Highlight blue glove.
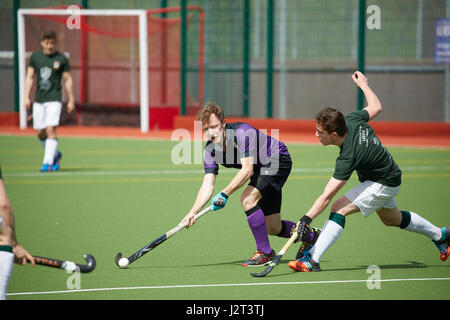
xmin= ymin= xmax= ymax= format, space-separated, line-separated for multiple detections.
xmin=211 ymin=192 xmax=229 ymax=211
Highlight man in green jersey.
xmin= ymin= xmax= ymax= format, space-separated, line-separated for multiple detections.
xmin=289 ymin=71 xmax=449 ymax=272
xmin=24 ymin=30 xmax=75 ymax=172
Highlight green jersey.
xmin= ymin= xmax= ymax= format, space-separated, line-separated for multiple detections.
xmin=333 ymin=109 xmax=402 ymax=187
xmin=29 ymin=50 xmax=70 ymax=103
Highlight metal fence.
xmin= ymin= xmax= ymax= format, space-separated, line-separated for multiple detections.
xmin=1 ymin=0 xmax=449 ymax=122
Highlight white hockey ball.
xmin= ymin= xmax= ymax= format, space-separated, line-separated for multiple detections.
xmin=118 ymin=258 xmax=129 ymax=268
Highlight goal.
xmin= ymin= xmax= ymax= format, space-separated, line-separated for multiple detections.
xmin=17 ymin=6 xmax=204 ymax=132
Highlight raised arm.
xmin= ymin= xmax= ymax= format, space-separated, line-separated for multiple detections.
xmin=352 ymin=71 xmax=382 ymax=121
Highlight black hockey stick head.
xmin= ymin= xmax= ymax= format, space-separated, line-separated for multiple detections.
xmin=77 ymin=254 xmax=96 ymax=273
xmin=114 ymin=252 xmax=132 ymax=268
xmin=250 ymin=255 xmax=282 ymax=277
xmin=114 ymin=252 xmax=123 ymax=267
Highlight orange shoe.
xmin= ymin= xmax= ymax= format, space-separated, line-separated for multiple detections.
xmin=288 ymin=254 xmax=321 ymax=272
xmin=433 ymin=227 xmax=449 ymax=262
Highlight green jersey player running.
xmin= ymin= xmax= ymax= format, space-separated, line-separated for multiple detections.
xmin=289 ymin=71 xmax=449 ymax=272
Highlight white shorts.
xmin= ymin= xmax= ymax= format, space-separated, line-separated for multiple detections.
xmin=32 ymin=101 xmax=62 ymax=130
xmin=344 ymin=180 xmax=401 ymax=217
xmin=0 ymin=250 xmax=14 ymax=300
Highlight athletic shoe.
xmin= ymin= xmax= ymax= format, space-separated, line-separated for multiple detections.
xmin=295 ymin=227 xmax=321 ymax=260
xmin=288 ymin=253 xmax=321 ymax=272
xmin=432 ymin=227 xmax=450 ymax=262
xmin=241 ymin=250 xmax=275 ymax=267
xmin=39 ymin=164 xmax=52 ymax=172
xmin=54 ymin=151 xmax=62 ymax=165
xmin=52 ymin=162 xmax=60 ymax=172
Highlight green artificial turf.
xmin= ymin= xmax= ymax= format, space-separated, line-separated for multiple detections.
xmin=1 ymin=135 xmax=449 ymax=300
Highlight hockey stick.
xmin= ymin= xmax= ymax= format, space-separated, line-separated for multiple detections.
xmin=250 ymin=230 xmax=298 ymax=277
xmin=115 ymin=206 xmax=212 ymax=268
xmin=33 ymin=254 xmax=96 ymax=273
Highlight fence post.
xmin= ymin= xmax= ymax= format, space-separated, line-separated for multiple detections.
xmin=80 ymin=0 xmax=89 ymax=126
xmin=357 ymin=0 xmax=366 ymax=110
xmin=13 ymin=0 xmax=20 ymax=114
xmin=243 ymin=0 xmax=250 ymax=117
xmin=180 ymin=0 xmax=187 ymax=116
xmin=160 ymin=0 xmax=168 ymax=107
xmin=446 ymin=0 xmax=450 ymax=122
xmin=266 ymin=0 xmax=274 ymax=118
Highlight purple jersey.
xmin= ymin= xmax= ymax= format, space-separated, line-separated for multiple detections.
xmin=204 ymin=122 xmax=290 ymax=175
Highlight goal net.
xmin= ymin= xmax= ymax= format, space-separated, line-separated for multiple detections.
xmin=18 ymin=6 xmax=204 ymax=132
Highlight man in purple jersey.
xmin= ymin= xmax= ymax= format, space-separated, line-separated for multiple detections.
xmin=180 ymin=103 xmax=319 ymax=266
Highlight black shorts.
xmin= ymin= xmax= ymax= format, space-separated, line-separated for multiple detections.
xmin=248 ymin=154 xmax=292 ymax=216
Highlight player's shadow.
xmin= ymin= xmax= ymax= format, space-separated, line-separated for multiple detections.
xmin=141 ymin=260 xmax=431 ymax=270
xmin=180 ymin=260 xmax=246 ymax=268
xmin=127 ymin=260 xmax=450 ymax=273
xmin=330 ymin=260 xmax=430 ymax=272
xmin=128 ymin=260 xmax=245 ymax=270
xmin=188 ymin=260 xmax=249 ymax=267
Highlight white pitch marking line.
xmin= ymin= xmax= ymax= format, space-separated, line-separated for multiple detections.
xmin=7 ymin=277 xmax=450 ymax=296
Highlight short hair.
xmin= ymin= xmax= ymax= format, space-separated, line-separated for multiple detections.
xmin=315 ymin=107 xmax=347 ymax=136
xmin=41 ymin=30 xmax=56 ymax=41
xmin=197 ymin=103 xmax=225 ymax=126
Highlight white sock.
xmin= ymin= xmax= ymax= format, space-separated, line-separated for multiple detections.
xmin=404 ymin=211 xmax=442 ymax=241
xmin=43 ymin=138 xmax=58 ymax=165
xmin=310 ymin=219 xmax=344 ymax=263
xmin=0 ymin=249 xmax=14 ymax=300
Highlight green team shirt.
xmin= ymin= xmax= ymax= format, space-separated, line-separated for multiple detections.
xmin=29 ymin=50 xmax=70 ymax=103
xmin=333 ymin=109 xmax=402 ymax=187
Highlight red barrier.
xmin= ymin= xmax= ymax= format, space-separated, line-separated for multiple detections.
xmin=173 ymin=115 xmax=450 ymax=147
xmin=1 ymin=114 xmax=449 ymax=147
xmin=174 ymin=115 xmax=450 ymax=136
